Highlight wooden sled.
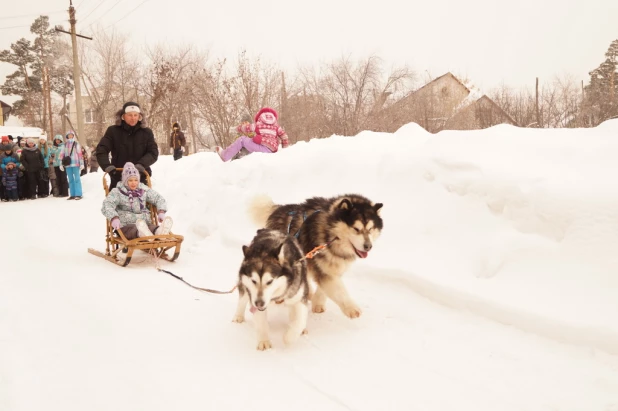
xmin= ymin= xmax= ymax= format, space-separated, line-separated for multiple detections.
xmin=88 ymin=168 xmax=184 ymax=267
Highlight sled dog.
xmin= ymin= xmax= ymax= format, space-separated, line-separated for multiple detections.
xmin=248 ymin=193 xmax=383 ymax=319
xmin=232 ymin=228 xmax=310 ymax=350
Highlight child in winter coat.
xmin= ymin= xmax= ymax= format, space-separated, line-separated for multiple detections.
xmin=58 ymin=131 xmax=84 ymax=200
xmin=2 ymin=160 xmax=19 ymax=201
xmin=1 ymin=145 xmax=24 ymax=200
xmin=101 ymin=162 xmax=173 ymax=260
xmin=215 ymin=107 xmax=290 ymax=162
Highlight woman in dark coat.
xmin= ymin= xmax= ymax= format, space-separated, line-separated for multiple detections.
xmin=19 ymin=138 xmax=45 ymax=199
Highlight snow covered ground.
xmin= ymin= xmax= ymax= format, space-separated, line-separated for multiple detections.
xmin=1 ymin=121 xmax=618 ymax=411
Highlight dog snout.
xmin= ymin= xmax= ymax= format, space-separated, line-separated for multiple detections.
xmin=363 ymin=242 xmax=372 ymax=251
xmin=255 ymin=299 xmax=266 ymax=310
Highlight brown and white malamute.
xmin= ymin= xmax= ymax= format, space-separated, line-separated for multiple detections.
xmin=249 ymin=194 xmax=383 ymax=319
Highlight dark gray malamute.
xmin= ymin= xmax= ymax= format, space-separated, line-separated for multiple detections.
xmin=232 ymin=228 xmax=309 ymax=350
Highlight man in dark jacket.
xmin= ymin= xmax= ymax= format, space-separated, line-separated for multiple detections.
xmin=96 ymin=102 xmax=159 ymax=189
xmin=169 ymin=122 xmax=187 ymax=161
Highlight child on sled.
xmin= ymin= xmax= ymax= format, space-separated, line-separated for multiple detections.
xmin=101 ymin=162 xmax=173 ymax=260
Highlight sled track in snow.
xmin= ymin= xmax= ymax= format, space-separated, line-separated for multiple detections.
xmin=354 ymin=266 xmax=618 ymax=356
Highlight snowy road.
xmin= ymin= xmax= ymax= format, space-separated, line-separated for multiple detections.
xmin=1 ymin=195 xmax=617 ymax=411
xmin=4 ymin=123 xmax=618 ymax=411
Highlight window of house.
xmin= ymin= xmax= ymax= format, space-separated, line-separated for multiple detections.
xmin=84 ymin=109 xmax=95 ymax=124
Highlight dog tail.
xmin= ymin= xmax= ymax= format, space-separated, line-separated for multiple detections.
xmin=248 ymin=194 xmax=276 ymax=227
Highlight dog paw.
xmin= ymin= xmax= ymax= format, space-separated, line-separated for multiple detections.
xmin=312 ymin=304 xmax=326 ymax=313
xmin=342 ymin=303 xmax=362 ymax=319
xmin=257 ymin=340 xmax=272 ymax=351
xmin=283 ymin=328 xmax=302 ymax=345
xmin=232 ymin=315 xmax=245 ymax=323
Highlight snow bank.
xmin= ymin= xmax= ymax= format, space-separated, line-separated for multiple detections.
xmin=138 ymin=119 xmax=618 ymax=354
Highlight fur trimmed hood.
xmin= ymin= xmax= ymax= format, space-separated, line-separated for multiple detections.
xmin=254 ymin=107 xmax=278 ymax=123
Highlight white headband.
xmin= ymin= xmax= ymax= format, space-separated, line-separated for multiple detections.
xmin=124 ymin=105 xmax=141 ymax=114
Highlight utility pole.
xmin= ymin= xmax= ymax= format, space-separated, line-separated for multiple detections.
xmin=37 ymin=30 xmax=47 ymax=134
xmin=43 ymin=66 xmax=53 ymax=139
xmin=69 ymin=0 xmax=85 ymax=146
xmin=55 ymin=1 xmax=93 ymax=147
xmin=535 ymin=77 xmax=540 ymax=128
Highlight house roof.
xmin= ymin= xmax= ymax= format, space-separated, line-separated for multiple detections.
xmin=475 ymin=95 xmax=518 ymax=125
xmin=413 ymin=72 xmax=471 ymax=95
xmin=391 ymin=72 xmax=472 ymax=111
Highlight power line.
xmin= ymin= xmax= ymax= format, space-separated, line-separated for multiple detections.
xmin=80 ymin=0 xmax=113 ymax=25
xmin=0 ymin=10 xmax=65 ymax=21
xmin=0 ymin=24 xmax=31 ymax=30
xmin=83 ymin=0 xmax=123 ymax=26
xmin=103 ymin=0 xmax=150 ymax=30
xmin=0 ymin=20 xmax=65 ymax=31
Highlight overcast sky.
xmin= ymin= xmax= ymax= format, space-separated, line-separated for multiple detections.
xmin=1 ymin=0 xmax=617 ymax=107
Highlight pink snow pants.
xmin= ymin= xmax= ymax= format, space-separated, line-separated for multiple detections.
xmin=219 ymin=136 xmax=272 ymax=162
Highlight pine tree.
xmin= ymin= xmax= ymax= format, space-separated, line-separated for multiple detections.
xmin=583 ymin=39 xmax=618 ymax=126
xmin=0 ymin=38 xmax=39 ymax=122
xmin=0 ymin=15 xmax=73 ymax=126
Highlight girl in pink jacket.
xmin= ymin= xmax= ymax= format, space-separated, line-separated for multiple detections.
xmin=215 ymin=107 xmax=289 ymax=162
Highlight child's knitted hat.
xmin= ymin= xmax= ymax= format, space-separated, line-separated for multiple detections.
xmin=122 ymin=162 xmax=140 ymax=186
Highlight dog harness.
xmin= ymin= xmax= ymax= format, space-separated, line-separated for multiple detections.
xmin=287 ymin=210 xmax=321 ymax=238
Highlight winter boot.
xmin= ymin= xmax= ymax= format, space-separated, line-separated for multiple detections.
xmin=215 ymin=146 xmax=225 ymax=161
xmin=135 ymin=219 xmax=154 ymax=238
xmin=154 ymin=216 xmax=173 ymax=236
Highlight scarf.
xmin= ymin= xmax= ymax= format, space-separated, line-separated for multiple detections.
xmin=119 ymin=187 xmax=146 ymax=211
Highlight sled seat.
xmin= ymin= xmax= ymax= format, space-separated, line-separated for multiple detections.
xmin=87 ymin=168 xmax=184 ymax=267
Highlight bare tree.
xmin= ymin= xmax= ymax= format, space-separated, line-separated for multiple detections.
xmin=234 ymin=50 xmax=282 ymax=123
xmin=491 ymin=74 xmax=582 ymax=129
xmin=80 ymin=28 xmax=140 ymax=142
xmin=289 ymin=55 xmax=415 ymax=139
xmin=192 ymin=58 xmax=243 ymax=148
xmin=140 ymin=45 xmax=194 ymax=144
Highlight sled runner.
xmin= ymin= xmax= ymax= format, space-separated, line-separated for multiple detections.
xmin=87 ymin=168 xmax=184 ymax=267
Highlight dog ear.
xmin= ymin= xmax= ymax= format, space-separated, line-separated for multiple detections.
xmin=278 ymin=243 xmax=287 ymax=264
xmin=335 ymin=198 xmax=353 ymax=211
xmin=373 ymin=203 xmax=383 ymax=216
xmin=269 ymin=242 xmax=285 ymax=262
xmin=242 ymin=245 xmax=249 ymax=257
